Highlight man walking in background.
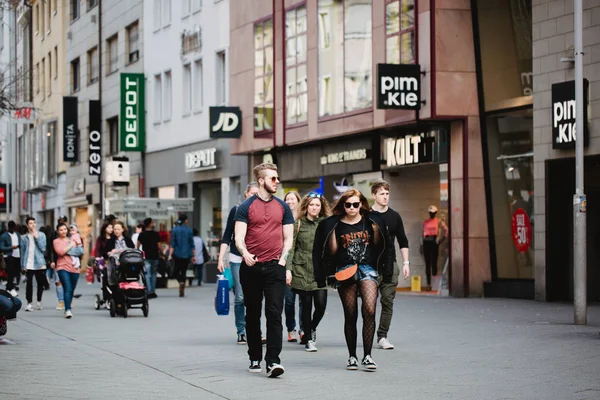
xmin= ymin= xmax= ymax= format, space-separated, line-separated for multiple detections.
xmin=21 ymin=217 xmax=48 ymax=311
xmin=169 ymin=215 xmax=195 ymax=298
xmin=235 ymin=163 xmax=294 ymax=378
xmin=370 ymin=180 xmax=410 ymax=350
xmin=0 ymin=221 xmax=21 ymax=297
xmin=138 ymin=218 xmax=161 ymax=299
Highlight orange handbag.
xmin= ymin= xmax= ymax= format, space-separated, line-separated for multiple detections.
xmin=335 ymin=264 xmax=358 ymax=281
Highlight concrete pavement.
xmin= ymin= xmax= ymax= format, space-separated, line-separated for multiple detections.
xmin=1 ymin=278 xmax=599 ymax=400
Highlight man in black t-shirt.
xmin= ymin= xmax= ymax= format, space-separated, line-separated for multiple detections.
xmin=137 ymin=218 xmax=161 ymax=298
xmin=370 ymin=180 xmax=410 ymax=350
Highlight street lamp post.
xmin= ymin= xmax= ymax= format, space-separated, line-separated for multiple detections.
xmin=573 ymin=0 xmax=586 ymax=325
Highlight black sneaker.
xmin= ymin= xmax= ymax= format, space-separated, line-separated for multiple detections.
xmin=361 ymin=355 xmax=377 ymax=371
xmin=237 ymin=334 xmax=247 ymax=345
xmin=266 ymin=363 xmax=285 ymax=378
xmin=248 ymin=361 xmax=261 ymax=373
xmin=346 ymin=356 xmax=359 ymax=370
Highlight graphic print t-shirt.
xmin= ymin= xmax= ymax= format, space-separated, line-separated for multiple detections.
xmin=234 ymin=195 xmax=294 ymax=263
xmin=334 ymin=219 xmax=374 ymax=267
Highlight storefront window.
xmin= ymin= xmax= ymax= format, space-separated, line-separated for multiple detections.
xmin=485 ymin=108 xmax=533 ymax=279
xmin=385 ymin=0 xmax=415 ymax=64
xmin=254 ymin=19 xmax=274 ymax=134
xmin=318 ymin=0 xmax=372 ymax=117
xmin=285 ymin=7 xmax=308 ymax=125
xmin=475 ymin=0 xmax=532 ymax=111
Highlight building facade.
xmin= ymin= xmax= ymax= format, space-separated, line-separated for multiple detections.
xmin=64 ymin=0 xmax=144 ymax=254
xmin=531 ymin=0 xmax=600 ymax=301
xmin=230 ymin=0 xmax=490 ymax=296
xmin=143 ymin=0 xmax=248 ymax=255
xmin=26 ymin=0 xmax=68 ymax=228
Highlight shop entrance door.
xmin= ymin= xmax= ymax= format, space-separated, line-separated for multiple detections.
xmin=545 ymin=155 xmax=600 ymax=302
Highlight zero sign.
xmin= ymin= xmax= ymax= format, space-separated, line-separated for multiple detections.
xmin=511 ymin=208 xmax=532 ymax=253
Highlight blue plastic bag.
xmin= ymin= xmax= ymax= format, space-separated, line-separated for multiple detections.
xmin=223 ymin=267 xmax=234 ymax=291
xmin=215 ymin=275 xmax=230 ymax=316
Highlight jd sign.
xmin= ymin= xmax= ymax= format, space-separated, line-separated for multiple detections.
xmin=120 ymin=73 xmax=145 ymax=152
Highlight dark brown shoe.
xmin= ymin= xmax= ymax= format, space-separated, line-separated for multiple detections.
xmin=179 ymin=283 xmax=185 ymax=297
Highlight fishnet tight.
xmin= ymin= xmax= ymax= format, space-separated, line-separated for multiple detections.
xmin=338 ymin=279 xmax=378 ymax=359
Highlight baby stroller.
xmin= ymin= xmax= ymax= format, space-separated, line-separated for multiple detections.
xmin=105 ymin=249 xmax=149 ymax=318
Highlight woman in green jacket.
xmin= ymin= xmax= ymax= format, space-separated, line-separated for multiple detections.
xmin=286 ymin=192 xmax=331 ymax=352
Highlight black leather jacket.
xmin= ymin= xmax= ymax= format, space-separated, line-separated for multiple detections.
xmin=312 ymin=212 xmax=395 ymax=288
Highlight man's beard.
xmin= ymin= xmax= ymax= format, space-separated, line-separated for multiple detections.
xmin=264 ymin=184 xmax=277 ymax=194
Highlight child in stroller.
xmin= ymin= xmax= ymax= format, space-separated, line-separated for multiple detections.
xmin=103 ymin=249 xmax=149 ymax=318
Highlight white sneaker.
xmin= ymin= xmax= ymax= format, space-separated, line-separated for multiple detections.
xmin=25 ymin=303 xmax=34 ymax=312
xmin=65 ymin=310 xmax=73 ymax=319
xmin=305 ymin=340 xmax=318 ymax=352
xmin=377 ymin=337 xmax=395 ymax=350
xmin=9 ymin=289 xmax=18 ymax=297
xmin=36 ymin=301 xmax=43 ymax=310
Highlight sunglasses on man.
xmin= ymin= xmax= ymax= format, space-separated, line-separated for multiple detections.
xmin=264 ymin=176 xmax=279 ymax=183
xmin=344 ymin=202 xmax=361 ymax=209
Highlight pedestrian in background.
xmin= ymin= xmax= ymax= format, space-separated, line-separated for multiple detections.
xmin=0 ymin=221 xmax=22 ymax=297
xmin=217 ymin=181 xmax=259 ymax=345
xmin=131 ymin=224 xmax=144 ymax=250
xmin=235 ymin=163 xmax=294 ymax=378
xmin=192 ymin=229 xmax=209 ymax=286
xmin=21 ymin=217 xmax=48 ymax=312
xmin=169 ymin=215 xmax=195 ymax=298
xmin=313 ymin=189 xmax=394 ymax=371
xmin=283 ymin=190 xmax=302 ymax=342
xmin=370 ymin=180 xmax=410 ymax=350
xmin=138 ymin=218 xmax=161 ymax=299
xmin=53 ymin=223 xmax=80 ymax=318
xmin=287 ymin=192 xmax=330 ymax=352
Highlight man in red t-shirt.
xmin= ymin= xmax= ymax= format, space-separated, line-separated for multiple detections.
xmin=235 ymin=163 xmax=294 ymax=378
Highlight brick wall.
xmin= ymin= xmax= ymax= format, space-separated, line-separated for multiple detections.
xmin=532 ymin=0 xmax=600 ymax=300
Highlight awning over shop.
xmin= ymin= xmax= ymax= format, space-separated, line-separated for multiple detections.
xmin=108 ymin=198 xmax=194 ymax=220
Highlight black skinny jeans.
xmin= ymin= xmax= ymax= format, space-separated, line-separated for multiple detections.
xmin=25 ymin=269 xmax=46 ymax=303
xmin=240 ymin=260 xmax=285 ymax=366
xmin=294 ymin=288 xmax=328 ymax=344
xmin=173 ymin=256 xmax=190 ymax=284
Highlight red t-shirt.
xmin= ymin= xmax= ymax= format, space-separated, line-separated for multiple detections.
xmin=234 ymin=195 xmax=294 ymax=262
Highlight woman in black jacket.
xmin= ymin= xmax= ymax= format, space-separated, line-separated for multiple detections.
xmin=312 ymin=189 xmax=394 ymax=372
xmin=103 ymin=222 xmax=135 ymax=288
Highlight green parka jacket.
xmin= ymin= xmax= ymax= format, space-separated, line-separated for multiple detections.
xmin=287 ymin=215 xmax=325 ymax=292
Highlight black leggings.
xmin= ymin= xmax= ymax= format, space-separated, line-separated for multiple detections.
xmin=423 ymin=240 xmax=439 ymax=286
xmin=294 ymin=289 xmax=328 ymax=344
xmin=338 ymin=279 xmax=378 ymax=359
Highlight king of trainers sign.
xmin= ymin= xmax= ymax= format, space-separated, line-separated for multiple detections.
xmin=551 ymin=79 xmax=589 ymax=150
xmin=377 ymin=64 xmax=422 ymax=110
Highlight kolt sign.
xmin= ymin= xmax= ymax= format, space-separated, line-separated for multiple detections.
xmin=120 ymin=73 xmax=145 ymax=152
xmin=377 ymin=64 xmax=422 ymax=110
xmin=551 ymin=79 xmax=589 ymax=149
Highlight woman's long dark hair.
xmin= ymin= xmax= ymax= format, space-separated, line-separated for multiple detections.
xmin=100 ymin=223 xmax=113 ymax=239
xmin=331 ymin=189 xmax=370 ymax=217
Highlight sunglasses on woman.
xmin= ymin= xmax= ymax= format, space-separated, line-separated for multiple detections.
xmin=344 ymin=202 xmax=361 ymax=209
xmin=308 ymin=192 xmax=322 ymax=198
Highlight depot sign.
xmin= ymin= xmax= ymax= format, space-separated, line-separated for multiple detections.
xmin=551 ymin=79 xmax=589 ymax=150
xmin=120 ymin=73 xmax=145 ymax=152
xmin=185 ymin=148 xmax=218 ymax=172
xmin=377 ymin=64 xmax=422 ymax=110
